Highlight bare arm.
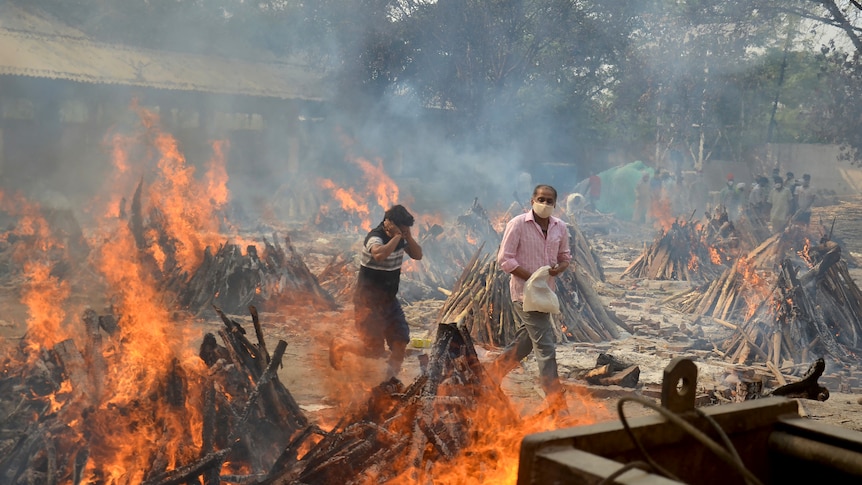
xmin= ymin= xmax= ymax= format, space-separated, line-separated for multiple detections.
xmin=510 ymin=266 xmax=532 ymax=281
xmin=371 ymin=220 xmax=423 ymax=261
xmin=549 ymin=261 xmax=569 ymax=277
xmin=401 ymin=227 xmax=423 ymax=260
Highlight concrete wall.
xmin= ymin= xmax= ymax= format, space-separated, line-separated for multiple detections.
xmin=766 ymin=143 xmax=862 ymax=196
xmin=701 ymin=143 xmax=862 ymax=197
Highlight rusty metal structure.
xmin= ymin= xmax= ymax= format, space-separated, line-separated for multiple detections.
xmin=518 ymin=357 xmax=862 ymax=484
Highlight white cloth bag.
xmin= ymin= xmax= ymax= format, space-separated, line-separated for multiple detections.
xmin=522 ymin=265 xmax=560 ymax=313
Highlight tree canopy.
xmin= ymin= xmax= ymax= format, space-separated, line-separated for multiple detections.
xmin=19 ymin=0 xmax=862 ymax=166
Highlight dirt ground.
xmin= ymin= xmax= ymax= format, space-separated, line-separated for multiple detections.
xmin=228 ymin=219 xmax=862 ymax=435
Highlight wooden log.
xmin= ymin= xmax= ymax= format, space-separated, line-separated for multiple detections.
xmin=766 ymin=361 xmax=787 ymax=387
xmin=52 ymin=339 xmax=92 ymax=411
xmin=201 ymin=381 xmax=219 ymax=485
xmin=772 ymin=329 xmax=782 ymax=369
xmin=250 ymin=305 xmax=270 ymax=368
xmin=598 ymin=365 xmax=640 ymax=388
xmin=141 ymin=449 xmax=232 ymax=485
xmin=584 ymin=364 xmax=611 ymax=380
xmin=770 ymin=358 xmax=829 ymax=401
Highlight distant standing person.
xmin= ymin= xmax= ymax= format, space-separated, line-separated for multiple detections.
xmin=329 ymin=205 xmax=423 ymax=378
xmin=587 ymin=172 xmax=602 ymax=208
xmin=785 ymin=171 xmax=798 ymax=214
xmin=633 ymin=173 xmax=651 ymax=224
xmin=719 ymin=173 xmax=742 ymax=221
xmin=748 ymin=176 xmax=770 ymax=220
xmin=687 ymin=170 xmax=709 ymax=217
xmin=768 ymin=176 xmax=793 ymax=234
xmin=793 ymin=173 xmax=815 ymax=225
xmin=488 ymin=184 xmax=571 ymax=413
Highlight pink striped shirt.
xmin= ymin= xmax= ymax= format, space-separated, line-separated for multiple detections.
xmin=497 ymin=211 xmax=572 ymax=302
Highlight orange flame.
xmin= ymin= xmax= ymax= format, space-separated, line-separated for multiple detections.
xmin=75 ymin=104 xmax=222 ymax=482
xmin=319 ymin=178 xmax=372 ymax=229
xmin=148 ymin=130 xmax=226 ymax=270
xmin=0 ymin=191 xmax=74 ymax=352
xmin=799 ymin=238 xmax=814 ymax=267
xmin=737 ymin=257 xmax=771 ymax=320
xmin=22 ymin=260 xmax=71 ymax=353
xmin=354 ymin=157 xmax=399 ymax=209
xmin=317 ymin=152 xmax=403 ymax=232
xmin=390 ymin=389 xmax=613 ymax=484
xmin=709 ymin=247 xmax=723 ymax=266
xmin=688 ymin=253 xmax=700 ymax=271
xmin=81 ymin=208 xmax=207 ymax=483
xmin=649 ymin=196 xmax=675 ymax=231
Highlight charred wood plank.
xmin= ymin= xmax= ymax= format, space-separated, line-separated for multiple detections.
xmin=771 ymin=358 xmax=829 ymax=401
xmin=141 ymin=448 xmax=231 ymax=485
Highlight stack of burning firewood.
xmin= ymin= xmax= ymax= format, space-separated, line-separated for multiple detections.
xmin=437 ymin=223 xmax=626 ymax=348
xmin=666 ymin=226 xmax=862 ymax=368
xmin=665 ymin=228 xmax=818 ymax=319
xmin=718 ymin=251 xmax=862 ymax=368
xmin=621 ymin=217 xmax=729 ymax=283
xmin=126 ymin=177 xmax=337 ymax=316
xmin=173 ymin=234 xmax=338 ymax=316
xmin=261 ymin=323 xmax=518 ymax=484
xmin=0 ymin=306 xmax=309 ymax=485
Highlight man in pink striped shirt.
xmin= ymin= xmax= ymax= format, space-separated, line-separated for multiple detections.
xmin=488 ymin=184 xmax=572 ymax=412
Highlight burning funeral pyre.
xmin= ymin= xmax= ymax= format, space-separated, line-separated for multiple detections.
xmin=1 ymin=305 xmax=308 ymax=485
xmin=664 ymin=225 xmax=862 ymax=367
xmin=0 ymin=105 xmax=336 ymax=484
xmin=261 ymin=323 xmax=518 ymax=484
xmin=0 ymin=106 xmax=608 ymax=485
xmin=621 ymin=213 xmax=733 ymax=283
xmin=174 ymin=234 xmax=338 ymax=316
xmin=119 ymin=173 xmax=338 ymax=317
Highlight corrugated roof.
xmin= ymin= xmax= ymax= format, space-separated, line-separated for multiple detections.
xmin=0 ymin=6 xmax=327 ymax=101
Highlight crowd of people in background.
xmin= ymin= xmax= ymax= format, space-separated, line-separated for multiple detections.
xmin=531 ymin=159 xmax=818 ymax=239
xmin=625 ymin=165 xmax=816 ymax=235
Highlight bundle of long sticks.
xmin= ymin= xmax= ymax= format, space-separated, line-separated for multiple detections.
xmin=568 ymin=221 xmax=605 ymax=282
xmin=673 ymin=227 xmax=862 ymax=367
xmin=173 ymin=234 xmax=338 ymax=316
xmin=664 ymin=227 xmax=828 ymax=320
xmin=437 ymin=246 xmax=625 ymax=348
xmin=718 ymin=258 xmax=856 ymax=367
xmin=622 ymin=218 xmax=727 ymax=282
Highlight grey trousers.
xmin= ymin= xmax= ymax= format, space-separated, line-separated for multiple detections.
xmin=490 ymin=301 xmax=563 ymax=399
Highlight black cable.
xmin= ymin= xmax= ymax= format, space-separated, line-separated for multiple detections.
xmin=614 ymin=396 xmax=764 ymax=485
xmin=597 ymin=460 xmax=654 ymax=485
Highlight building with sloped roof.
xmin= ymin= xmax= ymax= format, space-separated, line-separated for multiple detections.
xmin=0 ymin=4 xmax=329 ymax=214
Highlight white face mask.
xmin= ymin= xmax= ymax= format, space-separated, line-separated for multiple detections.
xmin=532 ymin=202 xmax=554 ymax=219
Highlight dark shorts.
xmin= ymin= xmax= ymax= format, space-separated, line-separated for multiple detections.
xmin=354 ymin=291 xmax=410 ymax=356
